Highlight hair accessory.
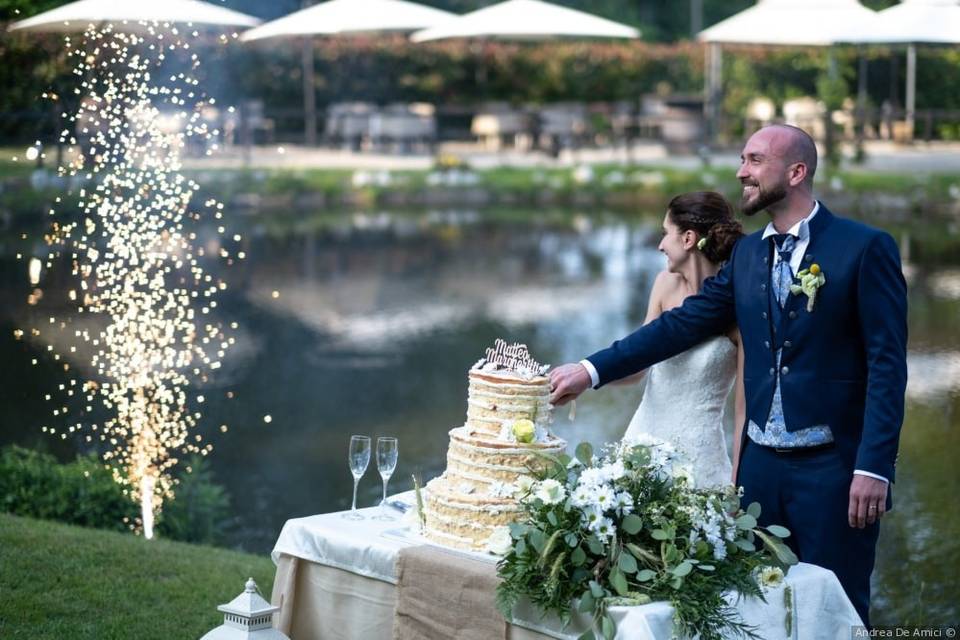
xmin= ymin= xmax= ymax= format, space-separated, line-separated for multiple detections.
xmin=697 ymin=237 xmax=708 ymax=251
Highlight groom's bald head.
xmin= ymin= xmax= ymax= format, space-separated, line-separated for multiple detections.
xmin=763 ymin=124 xmax=818 ymax=187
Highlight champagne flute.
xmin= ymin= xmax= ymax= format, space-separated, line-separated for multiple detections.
xmin=343 ymin=435 xmax=371 ymax=520
xmin=373 ymin=437 xmax=399 ymax=521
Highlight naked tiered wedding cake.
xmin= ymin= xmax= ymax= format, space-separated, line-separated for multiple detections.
xmin=423 ymin=340 xmax=567 ymax=551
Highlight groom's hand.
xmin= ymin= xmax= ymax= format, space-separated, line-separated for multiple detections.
xmin=848 ymin=475 xmax=888 ymax=528
xmin=549 ymin=363 xmax=592 ymax=406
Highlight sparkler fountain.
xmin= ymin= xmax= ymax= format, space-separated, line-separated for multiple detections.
xmin=22 ymin=22 xmax=240 ymax=538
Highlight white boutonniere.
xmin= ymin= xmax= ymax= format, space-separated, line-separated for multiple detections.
xmin=789 ymin=263 xmax=825 ymax=312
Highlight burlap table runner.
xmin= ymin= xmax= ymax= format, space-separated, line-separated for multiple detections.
xmin=394 ymin=544 xmax=507 ymax=640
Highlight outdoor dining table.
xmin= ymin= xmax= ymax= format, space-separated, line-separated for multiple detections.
xmin=269 ymin=492 xmax=863 ymax=639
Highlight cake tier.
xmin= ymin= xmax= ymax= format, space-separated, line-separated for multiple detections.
xmin=465 ymin=369 xmax=551 ymax=437
xmin=422 ymin=476 xmax=522 ymax=551
xmin=445 ymin=426 xmax=566 ymax=491
xmin=422 ymin=426 xmax=567 ymax=552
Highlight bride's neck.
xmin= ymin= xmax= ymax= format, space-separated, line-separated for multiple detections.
xmin=678 ymin=254 xmax=719 ymax=292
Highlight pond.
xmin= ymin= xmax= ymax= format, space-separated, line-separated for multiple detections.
xmin=1 ymin=203 xmax=957 ymax=626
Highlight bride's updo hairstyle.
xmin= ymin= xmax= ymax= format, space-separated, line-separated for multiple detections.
xmin=667 ymin=191 xmax=744 ymax=264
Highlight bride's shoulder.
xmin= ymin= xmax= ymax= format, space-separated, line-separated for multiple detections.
xmin=652 ymin=270 xmax=684 ymax=294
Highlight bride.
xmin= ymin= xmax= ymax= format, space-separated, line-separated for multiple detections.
xmin=621 ymin=191 xmax=745 ymax=489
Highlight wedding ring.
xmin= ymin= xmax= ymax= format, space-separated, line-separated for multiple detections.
xmin=868 ymin=505 xmax=877 ymax=511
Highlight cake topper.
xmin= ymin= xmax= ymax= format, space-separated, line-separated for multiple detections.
xmin=475 ymin=338 xmax=550 ymax=377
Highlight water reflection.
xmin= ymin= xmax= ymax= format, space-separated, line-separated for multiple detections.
xmin=1 ymin=206 xmax=957 ymax=625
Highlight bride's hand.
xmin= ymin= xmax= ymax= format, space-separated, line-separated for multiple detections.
xmin=549 ymin=363 xmax=592 ymax=406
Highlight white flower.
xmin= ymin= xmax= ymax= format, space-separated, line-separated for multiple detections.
xmin=591 ymin=517 xmax=617 ymax=542
xmin=535 ymin=478 xmax=566 ymax=505
xmin=570 ymin=485 xmax=594 ymax=508
xmin=516 ymin=475 xmax=536 ymax=494
xmin=602 ymin=459 xmax=627 ymax=482
xmin=758 ymin=566 xmax=785 ymax=589
xmin=712 ymin=541 xmax=728 ymax=561
xmin=578 ymin=467 xmax=606 ymax=489
xmin=484 ymin=526 xmax=514 ymax=555
xmin=613 ymin=491 xmax=634 ymax=516
xmin=580 ymin=505 xmax=603 ymax=529
xmin=592 ymin=484 xmax=615 ymax=511
xmin=567 ymin=456 xmax=583 ymax=470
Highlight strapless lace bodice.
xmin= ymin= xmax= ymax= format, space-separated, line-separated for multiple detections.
xmin=623 ymin=336 xmax=737 ymax=488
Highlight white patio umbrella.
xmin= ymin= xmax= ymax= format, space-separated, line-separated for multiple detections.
xmin=8 ymin=0 xmax=261 ymax=32
xmin=240 ymin=0 xmax=457 ymax=145
xmin=410 ymin=0 xmax=639 ymax=43
xmin=240 ymin=0 xmax=454 ymax=41
xmin=698 ymin=0 xmax=880 ymax=47
xmin=697 ymin=0 xmax=880 ymax=144
xmin=844 ymin=0 xmax=960 ymax=138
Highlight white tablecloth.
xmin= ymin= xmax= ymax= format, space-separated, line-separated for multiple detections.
xmin=271 ymin=493 xmax=864 ymax=639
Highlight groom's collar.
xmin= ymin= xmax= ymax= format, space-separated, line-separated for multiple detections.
xmin=761 ymin=201 xmax=820 ymax=242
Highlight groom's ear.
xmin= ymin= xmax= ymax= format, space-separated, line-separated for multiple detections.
xmin=787 ymin=161 xmax=808 ymax=187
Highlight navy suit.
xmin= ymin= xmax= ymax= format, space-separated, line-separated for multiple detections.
xmin=587 ymin=204 xmax=907 ymax=624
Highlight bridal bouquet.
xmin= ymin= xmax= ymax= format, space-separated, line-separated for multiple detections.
xmin=493 ymin=437 xmax=798 ymax=640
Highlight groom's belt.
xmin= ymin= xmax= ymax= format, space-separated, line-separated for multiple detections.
xmin=764 ymin=442 xmax=835 ymax=455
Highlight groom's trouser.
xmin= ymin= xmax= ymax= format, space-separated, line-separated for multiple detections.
xmin=738 ymin=439 xmax=881 ymax=628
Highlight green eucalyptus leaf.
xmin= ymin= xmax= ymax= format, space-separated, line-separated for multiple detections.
xmin=530 ymin=529 xmax=547 ymax=553
xmin=575 ymin=442 xmax=594 ymax=466
xmin=618 ymin=552 xmax=638 ymax=574
xmin=670 ymin=575 xmax=683 ymax=590
xmin=747 ymin=502 xmax=762 ymax=519
xmin=698 ymin=564 xmax=716 ymax=571
xmin=577 ymin=630 xmax=596 ymax=640
xmin=547 ymin=511 xmax=558 ymax=526
xmin=610 ymin=568 xmax=629 ymax=596
xmin=736 ymin=514 xmax=758 ymax=530
xmin=734 ymin=538 xmax=755 ymax=552
xmin=589 ymin=580 xmax=605 ymax=599
xmin=636 ymin=569 xmax=657 ymax=582
xmin=602 ymin=614 xmax=616 ymax=640
xmin=651 ymin=529 xmax=670 ymax=541
xmin=572 ymin=545 xmax=587 ymax=566
xmin=766 ymin=524 xmax=791 ymax=539
xmin=586 ymin=536 xmax=604 ymax=556
xmin=578 ymin=590 xmax=595 ymax=613
xmin=516 ymin=539 xmax=527 ymax=555
xmin=565 ymin=532 xmax=579 ymax=548
xmin=672 ymin=561 xmax=693 ymax=577
xmin=622 ymin=514 xmax=643 ymax=535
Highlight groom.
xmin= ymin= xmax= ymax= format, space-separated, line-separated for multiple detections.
xmin=549 ymin=124 xmax=907 ymax=626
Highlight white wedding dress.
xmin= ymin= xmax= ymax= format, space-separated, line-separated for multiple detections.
xmin=623 ymin=336 xmax=736 ymax=489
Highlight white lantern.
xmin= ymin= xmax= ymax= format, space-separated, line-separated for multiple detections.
xmin=200 ymin=578 xmax=290 ymax=640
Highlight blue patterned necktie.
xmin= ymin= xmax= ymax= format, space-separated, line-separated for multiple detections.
xmin=772 ymin=234 xmax=796 ymax=307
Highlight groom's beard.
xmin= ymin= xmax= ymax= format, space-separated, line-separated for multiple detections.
xmin=740 ymin=180 xmax=788 ymax=216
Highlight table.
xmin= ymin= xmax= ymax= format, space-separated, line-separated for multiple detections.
xmin=269 ymin=495 xmax=863 ymax=639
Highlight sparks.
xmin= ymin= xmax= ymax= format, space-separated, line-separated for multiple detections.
xmin=21 ymin=21 xmax=239 ymax=537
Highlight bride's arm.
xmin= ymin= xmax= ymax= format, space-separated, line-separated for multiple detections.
xmin=609 ymin=270 xmax=667 ymax=386
xmin=731 ymin=331 xmax=746 ymax=484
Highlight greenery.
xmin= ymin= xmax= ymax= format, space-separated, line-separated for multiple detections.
xmin=1 ymin=0 xmax=956 ymax=144
xmin=494 ymin=439 xmax=798 ymax=640
xmin=0 ymin=446 xmax=231 ymax=544
xmin=0 ymin=512 xmax=275 ymax=639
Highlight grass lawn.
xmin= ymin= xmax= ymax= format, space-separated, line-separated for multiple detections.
xmin=0 ymin=513 xmax=276 ymax=640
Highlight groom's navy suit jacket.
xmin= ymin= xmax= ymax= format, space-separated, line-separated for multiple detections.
xmin=588 ymin=205 xmax=907 ymax=486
